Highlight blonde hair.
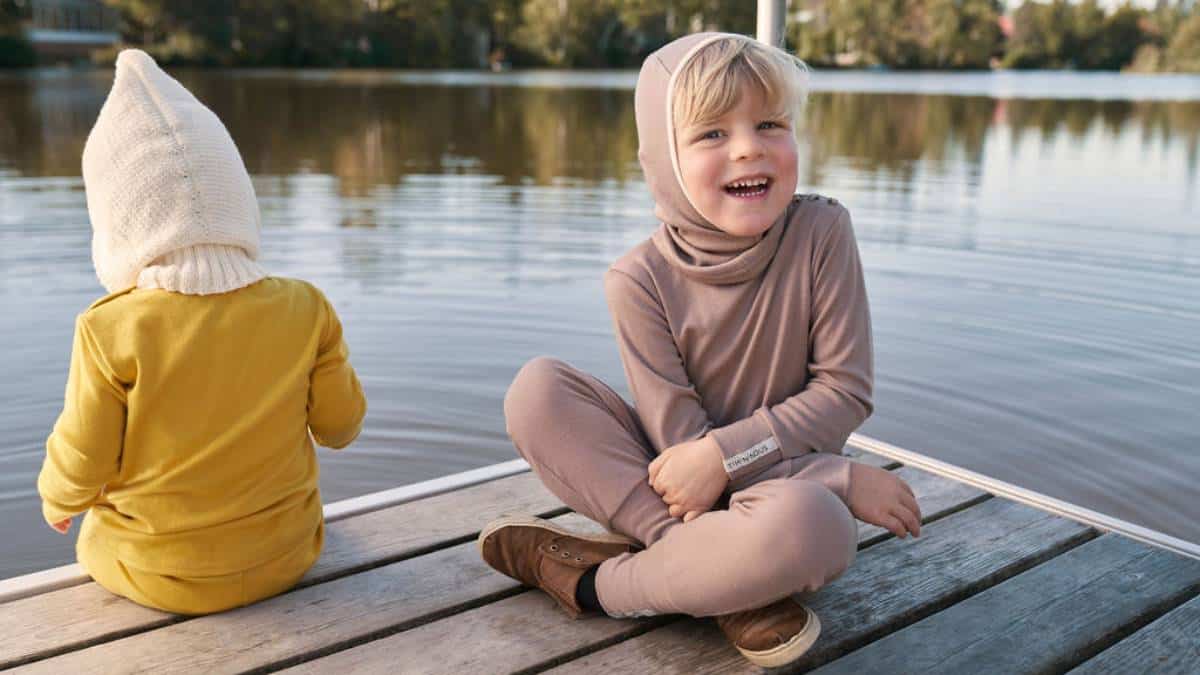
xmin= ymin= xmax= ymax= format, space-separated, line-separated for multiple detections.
xmin=671 ymin=35 xmax=810 ymax=131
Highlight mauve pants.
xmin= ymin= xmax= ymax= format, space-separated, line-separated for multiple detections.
xmin=504 ymin=357 xmax=857 ymax=618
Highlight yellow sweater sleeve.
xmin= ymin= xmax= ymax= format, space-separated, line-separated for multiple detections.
xmin=307 ymin=295 xmax=366 ymax=449
xmin=38 ymin=315 xmax=127 ymax=525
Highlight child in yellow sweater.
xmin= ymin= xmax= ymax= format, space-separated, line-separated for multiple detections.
xmin=36 ymin=50 xmax=367 ymax=615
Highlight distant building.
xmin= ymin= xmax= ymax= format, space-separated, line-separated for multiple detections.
xmin=20 ymin=0 xmax=119 ymax=61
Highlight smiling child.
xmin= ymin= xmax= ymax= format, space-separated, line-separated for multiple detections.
xmin=476 ymin=33 xmax=921 ymax=668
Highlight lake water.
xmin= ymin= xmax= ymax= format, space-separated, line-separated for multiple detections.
xmin=1 ymin=68 xmax=1198 ymax=579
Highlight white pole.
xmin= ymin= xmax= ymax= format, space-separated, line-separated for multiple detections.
xmin=756 ymin=0 xmax=787 ymax=47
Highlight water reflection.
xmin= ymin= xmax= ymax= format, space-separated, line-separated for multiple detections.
xmin=4 ymin=71 xmax=1200 ymax=191
xmin=0 ymin=70 xmax=1197 ymax=578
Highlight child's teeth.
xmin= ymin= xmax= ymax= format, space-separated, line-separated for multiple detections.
xmin=728 ymin=179 xmax=767 ymax=188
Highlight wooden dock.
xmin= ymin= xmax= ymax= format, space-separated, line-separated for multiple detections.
xmin=2 ymin=447 xmax=1198 ymax=674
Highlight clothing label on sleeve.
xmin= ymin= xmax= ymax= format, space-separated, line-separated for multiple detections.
xmin=609 ymin=608 xmax=660 ymax=618
xmin=723 ymin=436 xmax=780 ymax=474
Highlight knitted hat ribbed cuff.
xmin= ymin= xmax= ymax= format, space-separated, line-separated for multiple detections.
xmin=137 ymin=244 xmax=266 ymax=295
xmin=85 ymin=50 xmax=265 ymax=296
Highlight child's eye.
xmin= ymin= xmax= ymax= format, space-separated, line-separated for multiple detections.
xmin=758 ymin=120 xmax=785 ymax=130
xmin=696 ymin=129 xmax=723 ymax=141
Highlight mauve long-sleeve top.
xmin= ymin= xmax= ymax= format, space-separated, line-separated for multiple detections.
xmin=604 ymin=195 xmax=874 ymax=500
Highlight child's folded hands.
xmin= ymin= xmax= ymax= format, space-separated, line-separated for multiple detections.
xmin=647 ymin=437 xmax=923 ymax=539
xmin=648 ymin=435 xmax=729 ymax=522
xmin=846 ymin=463 xmax=922 ymax=538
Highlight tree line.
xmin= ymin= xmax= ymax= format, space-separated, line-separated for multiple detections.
xmin=2 ymin=0 xmax=1199 ymax=72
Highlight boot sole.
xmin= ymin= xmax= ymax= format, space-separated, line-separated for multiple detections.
xmin=735 ymin=605 xmax=821 ymax=669
xmin=476 ymin=514 xmax=638 ymax=559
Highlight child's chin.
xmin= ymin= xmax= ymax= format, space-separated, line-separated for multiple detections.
xmin=713 ymin=218 xmax=775 ymax=238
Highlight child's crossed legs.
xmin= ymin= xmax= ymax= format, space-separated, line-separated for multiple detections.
xmin=503 ymin=357 xmax=856 ymax=618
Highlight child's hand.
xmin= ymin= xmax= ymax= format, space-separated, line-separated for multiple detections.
xmin=50 ymin=518 xmax=72 ymax=535
xmin=648 ymin=436 xmax=728 ymax=522
xmin=846 ymin=463 xmax=922 ymax=538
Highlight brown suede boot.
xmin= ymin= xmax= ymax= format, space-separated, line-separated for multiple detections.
xmin=715 ymin=597 xmax=821 ymax=668
xmin=477 ymin=515 xmax=639 ymax=619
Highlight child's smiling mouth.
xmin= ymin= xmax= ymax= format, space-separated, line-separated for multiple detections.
xmin=723 ymin=176 xmax=772 ymax=199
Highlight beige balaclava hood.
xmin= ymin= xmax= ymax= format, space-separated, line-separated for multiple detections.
xmin=636 ymin=32 xmax=788 ymax=285
xmin=83 ymin=49 xmax=266 ymax=296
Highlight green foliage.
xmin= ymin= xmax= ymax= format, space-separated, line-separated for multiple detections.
xmin=1004 ymin=0 xmax=1071 ymax=68
xmin=88 ymin=0 xmax=1200 ymax=72
xmin=1166 ymin=14 xmax=1200 ymax=72
xmin=924 ymin=0 xmax=1005 ymax=69
xmin=1126 ymin=43 xmax=1166 ymax=73
xmin=0 ymin=0 xmax=21 ymax=31
xmin=0 ymin=33 xmax=35 ymax=67
xmin=104 ymin=0 xmax=367 ymax=66
xmin=0 ymin=0 xmax=35 ymax=67
xmin=791 ymin=0 xmax=1002 ymax=70
xmin=511 ymin=0 xmax=624 ymax=67
xmin=1003 ymin=0 xmax=1156 ymax=70
xmin=1074 ymin=3 xmax=1148 ymax=70
xmin=492 ymin=0 xmax=756 ymax=68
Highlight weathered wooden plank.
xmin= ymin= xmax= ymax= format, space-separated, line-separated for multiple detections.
xmin=3 ymin=451 xmax=892 ymax=674
xmin=279 ymin=513 xmax=658 ymax=675
xmin=1068 ymin=594 xmax=1200 ymax=675
xmin=0 ymin=471 xmax=563 ymax=670
xmin=280 ymin=465 xmax=985 ymax=675
xmin=0 ymin=586 xmax=174 ymax=671
xmin=2 ymin=448 xmax=892 ymax=671
xmin=0 ymin=564 xmax=87 ymax=605
xmin=10 ymin=512 xmax=612 ymax=675
xmin=814 ymin=535 xmax=1200 ymax=675
xmin=545 ymin=498 xmax=1096 ymax=675
xmin=308 ymin=470 xmax=563 ymax=581
xmin=11 ymin=540 xmax=509 ymax=675
xmin=287 ymin=591 xmax=663 ymax=675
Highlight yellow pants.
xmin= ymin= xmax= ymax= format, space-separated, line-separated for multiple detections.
xmin=77 ymin=518 xmax=323 ymax=615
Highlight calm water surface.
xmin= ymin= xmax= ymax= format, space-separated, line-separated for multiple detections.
xmin=1 ymin=69 xmax=1198 ymax=578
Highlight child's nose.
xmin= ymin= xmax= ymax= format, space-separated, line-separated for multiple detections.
xmin=729 ymin=133 xmax=766 ymax=161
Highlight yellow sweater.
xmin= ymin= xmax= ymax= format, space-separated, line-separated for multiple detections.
xmin=38 ymin=277 xmax=366 ymax=577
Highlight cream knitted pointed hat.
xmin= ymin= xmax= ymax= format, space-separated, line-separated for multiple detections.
xmin=83 ymin=49 xmax=266 ymax=296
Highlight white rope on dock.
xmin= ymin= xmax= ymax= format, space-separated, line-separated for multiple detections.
xmin=847 ymin=433 xmax=1200 ymax=562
